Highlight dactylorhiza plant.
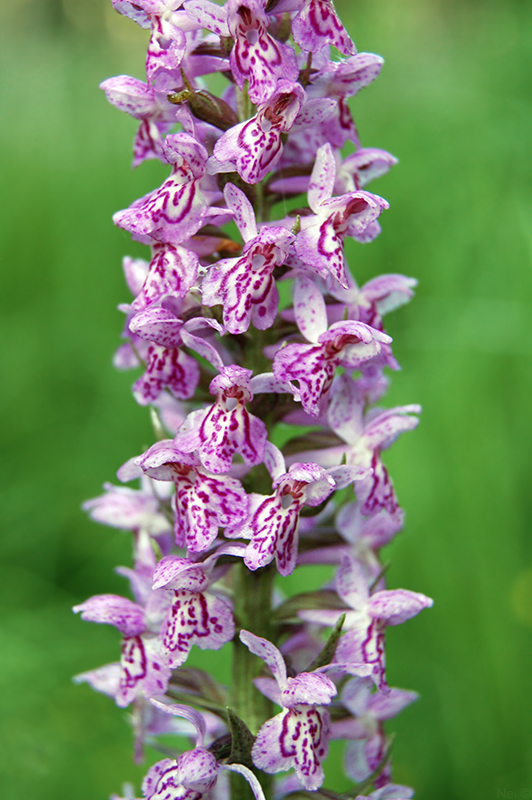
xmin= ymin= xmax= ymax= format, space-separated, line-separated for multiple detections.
xmin=74 ymin=2 xmax=433 ymax=798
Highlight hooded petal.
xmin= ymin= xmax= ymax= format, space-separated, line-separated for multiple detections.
xmin=281 ymin=673 xmax=336 ymax=707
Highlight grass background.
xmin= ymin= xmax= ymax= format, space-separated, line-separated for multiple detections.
xmin=1 ymin=0 xmax=532 ymax=797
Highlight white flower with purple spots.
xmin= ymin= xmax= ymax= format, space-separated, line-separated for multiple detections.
xmin=239 ymin=630 xmax=335 ymax=790
xmin=128 ymin=301 xmax=224 ymax=404
xmin=111 ymin=0 xmax=199 ymax=85
xmin=331 ymin=677 xmax=417 ymax=788
xmin=292 ymin=0 xmax=355 ymax=56
xmin=273 ymin=274 xmax=391 ymax=417
xmin=294 ymin=144 xmax=389 ymax=287
xmin=292 ymin=372 xmax=421 ymax=515
xmin=143 ymin=700 xmax=266 ymax=800
xmin=129 ymin=243 xmax=199 ymax=311
xmin=239 ymin=630 xmax=371 ymax=790
xmin=227 ymin=443 xmax=369 ymax=575
xmin=174 ymin=366 xmax=268 ymax=473
xmin=136 ymin=439 xmax=249 ymax=552
xmin=300 ymin=555 xmax=433 ymax=690
xmin=202 ymin=184 xmax=294 ymax=332
xmin=185 ymin=0 xmax=299 ymax=105
xmin=73 ymin=593 xmax=171 ymax=708
xmin=151 ymin=549 xmax=241 ymax=667
xmin=114 ymin=134 xmax=213 ymax=248
xmin=209 ymin=82 xmax=336 ymax=184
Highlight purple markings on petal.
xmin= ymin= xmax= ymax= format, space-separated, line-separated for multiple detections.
xmin=175 ymin=367 xmax=267 ymax=473
xmin=132 ymin=244 xmax=199 ymax=310
xmin=252 ymin=706 xmax=331 ymax=791
xmin=273 ymin=321 xmax=388 ymax=417
xmin=296 ymin=192 xmax=388 ymax=288
xmin=160 ymin=589 xmax=235 ymax=667
xmin=227 ymin=0 xmax=298 ymax=104
xmin=325 ymin=375 xmax=420 ymax=515
xmin=145 ymin=16 xmax=187 ymax=85
xmin=142 ymin=748 xmax=219 ymax=800
xmin=239 ymin=630 xmax=288 ymax=687
xmin=174 ymin=470 xmax=248 ymax=551
xmin=211 ymin=82 xmax=305 ymax=184
xmin=224 ymin=183 xmax=257 ymax=242
xmin=118 ymin=635 xmax=171 ymax=707
xmin=202 ymin=226 xmax=294 ymax=334
xmin=184 ymin=0 xmax=230 ymax=37
xmin=114 ymin=135 xmax=208 ymax=247
xmin=232 ymin=464 xmax=334 ymax=575
xmin=133 ymin=344 xmax=200 ymax=404
xmin=138 ymin=440 xmax=249 ymax=551
xmin=335 ymin=620 xmax=387 ymax=691
xmin=292 ymin=0 xmax=355 ymax=56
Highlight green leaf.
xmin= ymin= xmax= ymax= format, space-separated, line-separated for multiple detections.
xmin=144 ymin=738 xmax=181 ymax=760
xmin=166 ymin=687 xmax=227 ymax=719
xmin=283 ymin=789 xmax=345 ymax=800
xmin=306 ymin=613 xmax=346 ymax=671
xmin=170 ymin=667 xmax=228 ymax=706
xmin=226 ymin=707 xmax=256 ymax=769
xmin=274 ymin=590 xmax=348 ymax=622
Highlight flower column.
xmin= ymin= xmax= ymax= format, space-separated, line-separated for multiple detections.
xmin=75 ymin=2 xmax=433 ymax=799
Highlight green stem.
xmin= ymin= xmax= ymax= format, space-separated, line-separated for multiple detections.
xmin=231 ymin=562 xmax=275 ymax=800
xmin=255 ymin=180 xmax=267 ymax=224
xmin=236 ymin=82 xmax=253 ymax=122
xmin=232 ymin=562 xmax=275 ymax=731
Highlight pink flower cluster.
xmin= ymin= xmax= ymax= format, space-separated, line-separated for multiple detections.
xmin=75 ymin=2 xmax=433 ymax=798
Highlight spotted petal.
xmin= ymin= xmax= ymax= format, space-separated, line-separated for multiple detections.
xmin=133 ymin=344 xmax=200 ymax=404
xmin=227 ymin=0 xmax=298 ymax=104
xmin=196 ymin=401 xmax=267 ymax=473
xmin=131 ymin=244 xmax=199 ymax=310
xmin=292 ymin=0 xmax=355 ymax=56
xmin=118 ymin=635 xmax=171 ymax=707
xmin=239 ymin=630 xmax=287 ymax=687
xmin=252 ymin=706 xmax=331 ymax=790
xmin=160 ymin=590 xmax=235 ymax=667
xmin=173 ymin=469 xmax=249 ymax=551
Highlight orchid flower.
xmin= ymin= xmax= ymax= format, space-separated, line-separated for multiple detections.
xmin=76 ymin=2 xmax=433 ymax=796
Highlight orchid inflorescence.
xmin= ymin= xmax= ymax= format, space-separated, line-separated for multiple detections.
xmin=74 ymin=1 xmax=433 ymax=798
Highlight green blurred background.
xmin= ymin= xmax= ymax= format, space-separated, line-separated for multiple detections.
xmin=1 ymin=0 xmax=532 ymax=797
